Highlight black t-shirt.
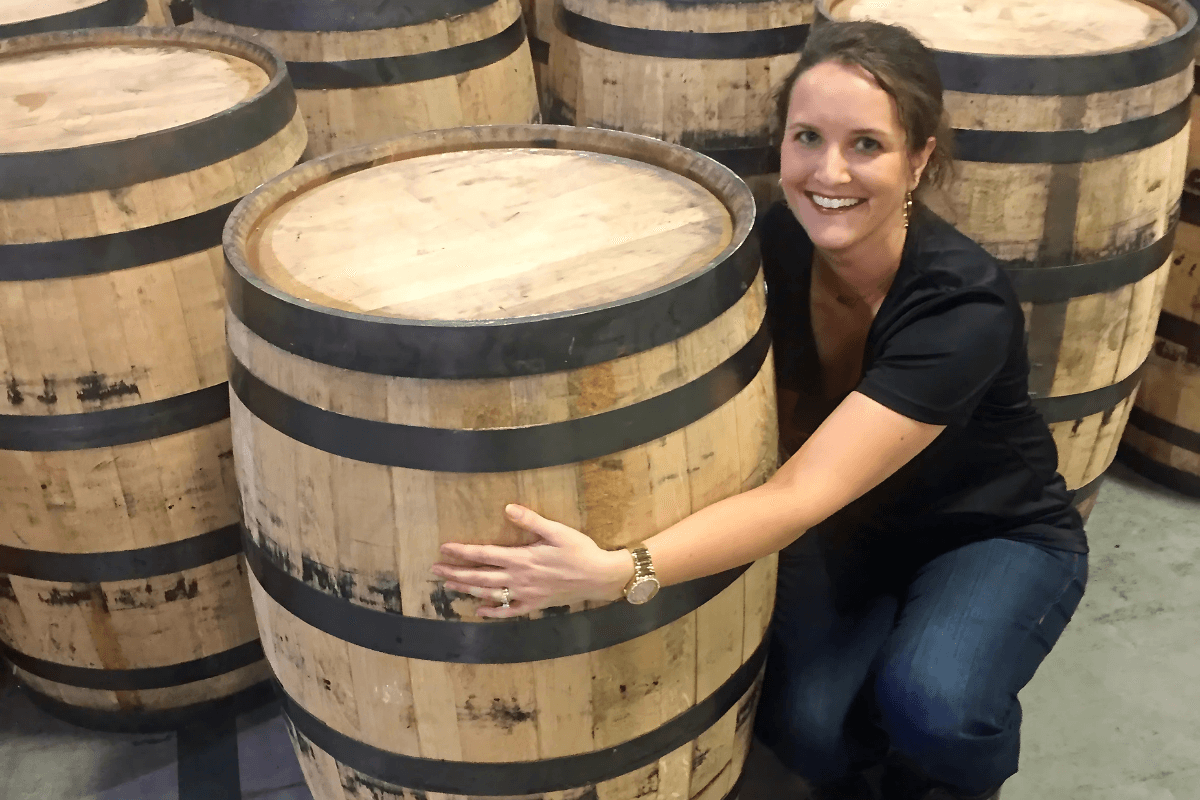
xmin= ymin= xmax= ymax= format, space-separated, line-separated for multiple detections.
xmin=758 ymin=201 xmax=1087 ymax=558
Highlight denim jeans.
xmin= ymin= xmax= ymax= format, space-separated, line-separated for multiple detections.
xmin=753 ymin=524 xmax=1088 ymax=797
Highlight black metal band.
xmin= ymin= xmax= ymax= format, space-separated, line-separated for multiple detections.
xmin=1070 ymin=473 xmax=1104 ymax=508
xmin=226 ymin=230 xmax=758 ymax=381
xmin=1031 ymin=363 xmax=1145 ymax=423
xmin=1117 ymin=441 xmax=1200 ymax=497
xmin=952 ymin=97 xmax=1190 ymax=164
xmin=0 ymin=524 xmax=240 ymax=583
xmin=193 ymin=0 xmax=495 ymax=31
xmin=1128 ymin=405 xmax=1200 ymax=454
xmin=20 ymin=679 xmax=275 ymax=734
xmin=559 ymin=8 xmax=808 ymax=60
xmin=530 ymin=35 xmax=550 ymax=64
xmin=814 ymin=0 xmax=1196 ymax=96
xmin=245 ymin=531 xmax=751 ymax=664
xmin=0 ymin=200 xmax=235 ymax=281
xmin=0 ymin=0 xmax=144 ymax=37
xmin=1002 ymin=226 xmax=1175 ymax=304
xmin=286 ymin=17 xmax=526 ymax=90
xmin=1157 ymin=310 xmax=1200 ymax=356
xmin=703 ymin=144 xmax=780 ymax=177
xmin=0 ymin=30 xmax=297 ymax=200
xmin=280 ymin=637 xmax=767 ymax=795
xmin=1 ymin=639 xmax=264 ymax=692
xmin=230 ymin=320 xmax=769 ymax=472
xmin=1181 ymin=190 xmax=1200 ymax=226
xmin=0 ymin=383 xmax=230 ymax=452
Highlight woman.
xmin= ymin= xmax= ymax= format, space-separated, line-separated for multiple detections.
xmin=432 ymin=21 xmax=1088 ymax=800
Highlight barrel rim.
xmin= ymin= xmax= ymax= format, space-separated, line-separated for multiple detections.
xmin=815 ymin=0 xmax=1198 ymax=96
xmin=192 ymin=0 xmax=497 ymax=32
xmin=0 ymin=0 xmax=145 ymax=38
xmin=0 ymin=25 xmax=298 ymax=199
xmin=223 ymin=124 xmax=760 ymax=379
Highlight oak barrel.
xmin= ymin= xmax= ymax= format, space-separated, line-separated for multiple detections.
xmin=821 ymin=0 xmax=1197 ymax=518
xmin=0 ymin=0 xmax=157 ymax=36
xmin=192 ymin=0 xmax=541 ymax=158
xmin=0 ymin=27 xmax=307 ymax=731
xmin=1118 ymin=191 xmax=1200 ymax=496
xmin=546 ymin=0 xmax=813 ymax=206
xmin=225 ymin=125 xmax=778 ymax=800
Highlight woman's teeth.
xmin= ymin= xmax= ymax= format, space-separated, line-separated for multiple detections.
xmin=809 ymin=193 xmax=864 ymax=210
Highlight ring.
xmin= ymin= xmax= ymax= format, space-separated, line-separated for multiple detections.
xmin=500 ymin=587 xmax=512 ymax=608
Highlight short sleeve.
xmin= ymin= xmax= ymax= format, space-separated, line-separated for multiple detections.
xmin=857 ymin=290 xmax=1014 ymax=427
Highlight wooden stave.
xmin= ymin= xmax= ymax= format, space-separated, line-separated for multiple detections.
xmin=817 ymin=0 xmax=1193 ymax=497
xmin=0 ymin=27 xmax=306 ymax=722
xmin=1118 ymin=191 xmax=1200 ymax=496
xmin=192 ymin=0 xmax=541 ymax=158
xmin=225 ymin=126 xmax=778 ymax=800
xmin=544 ymin=0 xmax=814 ymax=207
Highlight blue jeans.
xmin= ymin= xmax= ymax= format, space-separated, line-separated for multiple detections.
xmin=754 ymin=525 xmax=1088 ymax=797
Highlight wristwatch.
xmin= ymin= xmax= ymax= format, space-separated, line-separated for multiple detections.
xmin=623 ymin=544 xmax=660 ymax=605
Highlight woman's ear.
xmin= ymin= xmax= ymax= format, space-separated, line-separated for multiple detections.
xmin=910 ymin=135 xmax=937 ymax=190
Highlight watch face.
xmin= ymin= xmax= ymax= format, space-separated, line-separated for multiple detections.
xmin=627 ymin=578 xmax=660 ymax=605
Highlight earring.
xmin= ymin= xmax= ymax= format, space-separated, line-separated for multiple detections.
xmin=903 ymin=191 xmax=913 ymax=233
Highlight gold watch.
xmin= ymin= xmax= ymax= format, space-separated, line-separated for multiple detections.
xmin=623 ymin=543 xmax=660 ymax=605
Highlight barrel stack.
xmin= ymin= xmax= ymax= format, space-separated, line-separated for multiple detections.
xmin=224 ymin=124 xmax=779 ymax=800
xmin=821 ymin=0 xmax=1197 ymax=520
xmin=546 ymin=0 xmax=814 ymax=206
xmin=1119 ymin=9 xmax=1200 ymax=498
xmin=192 ymin=0 xmax=541 ymax=158
xmin=0 ymin=27 xmax=306 ymax=730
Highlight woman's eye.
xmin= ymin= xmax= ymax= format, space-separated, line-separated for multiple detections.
xmin=795 ymin=130 xmax=819 ymax=146
xmin=856 ymin=137 xmax=881 ymax=153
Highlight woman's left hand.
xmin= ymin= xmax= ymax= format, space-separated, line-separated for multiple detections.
xmin=431 ymin=504 xmax=634 ymax=618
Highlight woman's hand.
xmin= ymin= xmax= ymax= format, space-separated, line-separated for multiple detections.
xmin=431 ymin=504 xmax=634 ymax=619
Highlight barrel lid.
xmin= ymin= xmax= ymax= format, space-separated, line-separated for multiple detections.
xmin=0 ymin=27 xmax=297 ymax=199
xmin=247 ymin=149 xmax=733 ymax=321
xmin=0 ymin=45 xmax=269 ymax=153
xmin=0 ymin=0 xmax=143 ymax=37
xmin=225 ymin=125 xmax=759 ymax=380
xmin=831 ymin=0 xmax=1176 ymax=56
xmin=817 ymin=0 xmax=1197 ymax=95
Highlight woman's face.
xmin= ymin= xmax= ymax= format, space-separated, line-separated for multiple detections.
xmin=780 ymin=60 xmax=933 ymax=256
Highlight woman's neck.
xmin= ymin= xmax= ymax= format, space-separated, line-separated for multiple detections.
xmin=813 ymin=217 xmax=908 ymax=310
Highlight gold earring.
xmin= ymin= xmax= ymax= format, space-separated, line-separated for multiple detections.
xmin=904 ymin=191 xmax=913 ymax=232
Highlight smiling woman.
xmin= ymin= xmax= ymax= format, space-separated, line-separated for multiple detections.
xmin=435 ymin=19 xmax=1094 ymax=800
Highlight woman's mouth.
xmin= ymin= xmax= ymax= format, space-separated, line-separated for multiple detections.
xmin=806 ymin=192 xmax=865 ymax=211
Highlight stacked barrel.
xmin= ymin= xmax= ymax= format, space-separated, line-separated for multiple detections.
xmin=224 ymin=124 xmax=779 ymax=800
xmin=191 ymin=0 xmax=541 ymax=157
xmin=1118 ymin=6 xmax=1200 ymax=497
xmin=0 ymin=0 xmax=163 ymax=36
xmin=0 ymin=27 xmax=306 ymax=730
xmin=545 ymin=0 xmax=814 ymax=205
xmin=820 ymin=0 xmax=1197 ymax=519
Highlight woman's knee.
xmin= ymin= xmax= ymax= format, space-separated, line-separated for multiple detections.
xmin=756 ymin=676 xmax=860 ymax=782
xmin=873 ymin=661 xmax=1009 ymax=754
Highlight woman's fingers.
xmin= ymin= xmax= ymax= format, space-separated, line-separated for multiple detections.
xmin=435 ymin=568 xmax=511 ymax=589
xmin=504 ymin=504 xmax=582 ymax=547
xmin=438 ymin=542 xmax=523 ymax=568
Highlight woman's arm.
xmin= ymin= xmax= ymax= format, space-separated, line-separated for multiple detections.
xmin=433 ymin=390 xmax=944 ymax=617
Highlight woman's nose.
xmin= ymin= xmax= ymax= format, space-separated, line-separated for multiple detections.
xmin=814 ymin=145 xmax=851 ymax=185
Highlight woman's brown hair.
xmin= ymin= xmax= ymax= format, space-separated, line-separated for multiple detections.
xmin=775 ymin=20 xmax=956 ymax=193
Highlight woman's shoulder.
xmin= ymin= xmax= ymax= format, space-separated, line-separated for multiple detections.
xmin=905 ymin=206 xmax=1016 ymax=303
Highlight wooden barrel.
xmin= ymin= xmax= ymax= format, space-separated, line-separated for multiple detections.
xmin=519 ymin=0 xmax=552 ymax=98
xmin=191 ymin=0 xmax=541 ymax=159
xmin=1119 ymin=183 xmax=1200 ymax=495
xmin=0 ymin=0 xmax=156 ymax=36
xmin=0 ymin=27 xmax=307 ymax=731
xmin=546 ymin=0 xmax=813 ymax=207
xmin=225 ymin=125 xmax=778 ymax=800
xmin=821 ymin=0 xmax=1196 ymax=518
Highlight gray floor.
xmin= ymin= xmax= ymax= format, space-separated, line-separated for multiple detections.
xmin=1 ymin=462 xmax=1196 ymax=799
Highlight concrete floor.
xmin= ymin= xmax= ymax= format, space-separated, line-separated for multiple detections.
xmin=1 ymin=462 xmax=1196 ymax=799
